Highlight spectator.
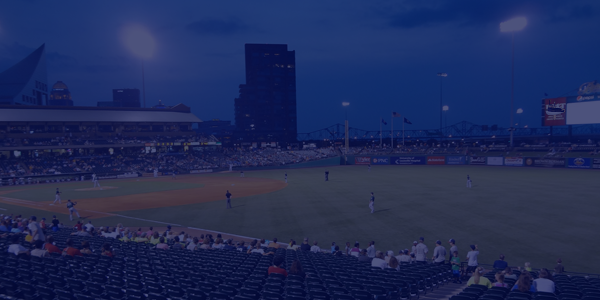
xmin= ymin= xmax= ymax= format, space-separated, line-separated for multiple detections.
xmin=333 ymin=246 xmax=343 ymax=256
xmin=7 ymin=235 xmax=29 ymax=257
xmin=411 ymin=241 xmax=418 ymax=254
xmin=44 ymin=236 xmax=61 ymax=254
xmin=330 ymin=242 xmax=336 ymax=253
xmin=10 ymin=223 xmax=21 ymax=233
xmin=101 ymin=243 xmax=114 ymax=257
xmin=387 ymin=256 xmax=400 ymax=271
xmin=287 ymin=240 xmax=298 ymax=250
xmin=358 ymin=249 xmax=372 ymax=263
xmin=39 ymin=218 xmax=47 ymax=230
xmin=187 ymin=237 xmax=199 ymax=250
xmin=80 ymin=241 xmax=93 ymax=254
xmin=237 ymin=242 xmax=247 ymax=252
xmin=0 ymin=220 xmax=8 ymax=232
xmin=385 ymin=250 xmax=394 ymax=263
xmin=432 ymin=240 xmax=446 ymax=265
xmin=512 ymin=272 xmax=536 ymax=292
xmin=135 ymin=232 xmax=149 ymax=243
xmin=371 ymin=251 xmax=387 ymax=269
xmin=450 ymin=251 xmax=462 ymax=284
xmin=289 ymin=260 xmax=306 ymax=278
xmin=213 ymin=238 xmax=224 ymax=249
xmin=367 ymin=241 xmax=376 ymax=258
xmin=223 ymin=239 xmax=236 ymax=251
xmin=466 ymin=245 xmax=479 ymax=274
xmin=268 ymin=238 xmax=280 ymax=249
xmin=554 ymin=259 xmax=565 ymax=275
xmin=310 ymin=241 xmax=321 ymax=253
xmin=248 ymin=240 xmax=264 ymax=254
xmin=503 ymin=267 xmax=518 ymax=280
xmin=51 ymin=215 xmax=60 ymax=231
xmin=199 ymin=237 xmax=212 ymax=250
xmin=493 ymin=254 xmax=508 ymax=270
xmin=103 ymin=227 xmax=119 ymax=239
xmin=172 ymin=236 xmax=185 ymax=250
xmin=350 ymin=242 xmax=360 ymax=257
xmin=156 ymin=237 xmax=169 ymax=250
xmin=300 ymin=238 xmax=311 ymax=251
xmin=344 ymin=242 xmax=351 ymax=255
xmin=448 ymin=238 xmax=458 ymax=257
xmin=146 ymin=227 xmax=154 ymax=237
xmin=84 ymin=220 xmax=94 ymax=232
xmin=492 ymin=272 xmax=509 ymax=288
xmin=522 ymin=262 xmax=532 ymax=272
xmin=31 ymin=240 xmax=49 ymax=258
xmin=62 ymin=238 xmax=82 ymax=256
xmin=534 ymin=268 xmax=555 ymax=293
xmin=467 ymin=267 xmax=492 ymax=288
xmin=415 ymin=237 xmax=429 ymax=264
xmin=268 ymin=256 xmax=288 ymax=277
xmin=73 ymin=220 xmax=83 ymax=231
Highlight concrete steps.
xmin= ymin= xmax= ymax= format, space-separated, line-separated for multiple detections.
xmin=419 ymin=281 xmax=467 ymax=300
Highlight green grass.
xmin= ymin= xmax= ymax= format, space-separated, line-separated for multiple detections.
xmin=2 ymin=165 xmax=599 ymax=274
xmin=2 ymin=180 xmax=203 ymax=202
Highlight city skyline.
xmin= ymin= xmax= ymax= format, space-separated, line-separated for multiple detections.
xmin=0 ymin=0 xmax=598 ymax=132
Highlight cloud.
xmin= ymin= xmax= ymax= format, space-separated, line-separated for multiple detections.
xmin=185 ymin=18 xmax=251 ymax=36
xmin=47 ymin=51 xmax=78 ymax=72
xmin=383 ymin=0 xmax=597 ymax=29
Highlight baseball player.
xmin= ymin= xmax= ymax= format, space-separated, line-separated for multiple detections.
xmin=325 ymin=170 xmax=329 ymax=181
xmin=226 ymin=190 xmax=232 ymax=209
xmin=466 ymin=175 xmax=472 ymax=188
xmin=240 ymin=171 xmax=244 ymax=178
xmin=229 ymin=164 xmax=233 ymax=172
xmin=368 ymin=164 xmax=371 ymax=172
xmin=284 ymin=173 xmax=288 ymax=183
xmin=51 ymin=188 xmax=62 ymax=205
xmin=369 ymin=192 xmax=375 ymax=213
xmin=172 ymin=169 xmax=177 ymax=180
xmin=66 ymin=199 xmax=81 ymax=221
xmin=153 ymin=168 xmax=158 ymax=177
xmin=93 ymin=174 xmax=102 ymax=189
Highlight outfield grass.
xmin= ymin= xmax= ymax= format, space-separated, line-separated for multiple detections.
xmin=2 ymin=165 xmax=599 ymax=274
xmin=2 ymin=180 xmax=204 ymax=202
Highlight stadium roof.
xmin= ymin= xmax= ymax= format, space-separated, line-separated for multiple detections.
xmin=0 ymin=104 xmax=202 ymax=123
xmin=0 ymin=44 xmax=46 ymax=100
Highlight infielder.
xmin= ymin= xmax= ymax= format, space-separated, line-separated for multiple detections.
xmin=240 ymin=171 xmax=244 ymax=177
xmin=368 ymin=164 xmax=371 ymax=172
xmin=153 ymin=169 xmax=158 ymax=178
xmin=51 ymin=188 xmax=62 ymax=205
xmin=172 ymin=170 xmax=177 ymax=180
xmin=226 ymin=190 xmax=232 ymax=209
xmin=66 ymin=199 xmax=81 ymax=221
xmin=325 ymin=170 xmax=329 ymax=181
xmin=284 ymin=173 xmax=288 ymax=183
xmin=466 ymin=175 xmax=472 ymax=188
xmin=369 ymin=192 xmax=375 ymax=213
xmin=93 ymin=173 xmax=101 ymax=189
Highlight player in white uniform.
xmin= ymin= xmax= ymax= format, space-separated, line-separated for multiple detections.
xmin=153 ymin=169 xmax=158 ymax=177
xmin=229 ymin=164 xmax=233 ymax=172
xmin=51 ymin=188 xmax=62 ymax=205
xmin=171 ymin=170 xmax=177 ymax=179
xmin=93 ymin=173 xmax=102 ymax=189
xmin=240 ymin=171 xmax=244 ymax=177
xmin=369 ymin=192 xmax=375 ymax=213
xmin=66 ymin=199 xmax=81 ymax=221
xmin=466 ymin=175 xmax=472 ymax=188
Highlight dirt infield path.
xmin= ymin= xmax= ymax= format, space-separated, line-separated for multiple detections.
xmin=0 ymin=176 xmax=286 ymax=219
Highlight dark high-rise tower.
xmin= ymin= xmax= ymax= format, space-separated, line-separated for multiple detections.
xmin=234 ymin=44 xmax=297 ymax=143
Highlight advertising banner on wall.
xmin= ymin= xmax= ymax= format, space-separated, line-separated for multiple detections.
xmin=371 ymin=157 xmax=390 ymax=165
xmin=391 ymin=156 xmax=426 ymax=165
xmin=487 ymin=157 xmax=504 ymax=166
xmin=567 ymin=158 xmax=591 ymax=169
xmin=447 ymin=156 xmax=466 ymax=165
xmin=504 ymin=157 xmax=523 ymax=166
xmin=542 ymin=97 xmax=567 ymax=126
xmin=427 ymin=156 xmax=446 ymax=165
xmin=524 ymin=157 xmax=565 ymax=168
xmin=354 ymin=156 xmax=371 ymax=165
xmin=593 ymin=158 xmax=600 ymax=169
xmin=469 ymin=156 xmax=486 ymax=165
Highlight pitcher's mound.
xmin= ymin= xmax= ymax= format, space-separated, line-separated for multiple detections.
xmin=75 ymin=186 xmax=117 ymax=191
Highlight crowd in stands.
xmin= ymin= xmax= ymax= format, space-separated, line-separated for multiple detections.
xmin=1 ymin=212 xmax=593 ymax=300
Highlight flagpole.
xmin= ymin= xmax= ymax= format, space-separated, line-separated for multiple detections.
xmin=391 ymin=113 xmax=394 ymax=150
xmin=403 ymin=117 xmax=405 ymax=146
xmin=380 ymin=118 xmax=382 ymax=148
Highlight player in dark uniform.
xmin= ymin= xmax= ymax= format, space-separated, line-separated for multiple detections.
xmin=467 ymin=175 xmax=472 ymax=188
xmin=325 ymin=170 xmax=329 ymax=181
xmin=369 ymin=192 xmax=375 ymax=213
xmin=368 ymin=164 xmax=371 ymax=172
xmin=226 ymin=190 xmax=232 ymax=209
xmin=51 ymin=188 xmax=62 ymax=205
xmin=285 ymin=173 xmax=288 ymax=183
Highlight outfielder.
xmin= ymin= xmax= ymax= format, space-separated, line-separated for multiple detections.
xmin=66 ymin=199 xmax=81 ymax=221
xmin=153 ymin=168 xmax=158 ymax=178
xmin=92 ymin=173 xmax=101 ymax=189
xmin=467 ymin=175 xmax=472 ymax=188
xmin=285 ymin=173 xmax=288 ymax=183
xmin=240 ymin=171 xmax=244 ymax=178
xmin=51 ymin=188 xmax=62 ymax=205
xmin=369 ymin=192 xmax=375 ymax=213
xmin=226 ymin=190 xmax=232 ymax=209
xmin=368 ymin=164 xmax=371 ymax=172
xmin=172 ymin=169 xmax=177 ymax=180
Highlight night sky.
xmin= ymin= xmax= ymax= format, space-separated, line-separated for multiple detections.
xmin=1 ymin=1 xmax=598 ymax=133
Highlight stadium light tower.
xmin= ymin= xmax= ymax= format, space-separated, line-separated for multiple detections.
xmin=516 ymin=108 xmax=523 ymax=127
xmin=443 ymin=105 xmax=449 ymax=131
xmin=342 ymin=102 xmax=350 ymax=156
xmin=437 ymin=73 xmax=447 ymax=141
xmin=500 ymin=17 xmax=527 ymax=147
xmin=121 ymin=25 xmax=156 ymax=108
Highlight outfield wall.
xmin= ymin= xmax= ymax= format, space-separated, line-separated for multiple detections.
xmin=345 ymin=155 xmax=600 ymax=169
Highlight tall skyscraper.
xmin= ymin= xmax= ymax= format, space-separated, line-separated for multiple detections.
xmin=234 ymin=44 xmax=297 ymax=142
xmin=49 ymin=81 xmax=73 ymax=106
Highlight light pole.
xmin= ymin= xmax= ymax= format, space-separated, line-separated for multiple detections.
xmin=500 ymin=17 xmax=527 ymax=148
xmin=443 ymin=105 xmax=449 ymax=134
xmin=342 ymin=102 xmax=350 ymax=156
xmin=121 ymin=24 xmax=156 ymax=108
xmin=437 ymin=73 xmax=447 ymax=141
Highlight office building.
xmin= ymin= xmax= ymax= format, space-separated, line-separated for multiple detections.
xmin=48 ymin=81 xmax=73 ymax=106
xmin=0 ymin=44 xmax=48 ymax=105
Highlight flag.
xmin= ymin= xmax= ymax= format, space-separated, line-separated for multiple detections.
xmin=404 ymin=117 xmax=412 ymax=124
xmin=392 ymin=112 xmax=401 ymax=118
xmin=381 ymin=119 xmax=387 ymax=125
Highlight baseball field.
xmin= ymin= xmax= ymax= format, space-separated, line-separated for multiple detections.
xmin=1 ymin=165 xmax=598 ymax=274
